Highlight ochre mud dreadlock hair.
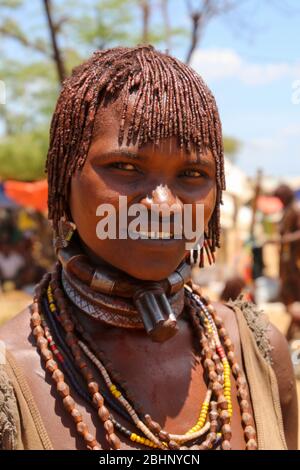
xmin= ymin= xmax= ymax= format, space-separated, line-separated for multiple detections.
xmin=46 ymin=45 xmax=226 ymax=255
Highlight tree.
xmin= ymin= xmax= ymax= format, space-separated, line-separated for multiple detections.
xmin=0 ymin=0 xmax=242 ymax=181
xmin=223 ymin=136 xmax=240 ymax=162
xmin=185 ymin=0 xmax=245 ymax=64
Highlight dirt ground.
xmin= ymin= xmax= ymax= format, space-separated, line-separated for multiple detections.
xmin=0 ymin=290 xmax=299 ymax=449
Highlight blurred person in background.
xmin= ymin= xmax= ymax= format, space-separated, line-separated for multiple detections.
xmin=0 ymin=240 xmax=25 ymax=290
xmin=274 ymin=184 xmax=300 ymax=341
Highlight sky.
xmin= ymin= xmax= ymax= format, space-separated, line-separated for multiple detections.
xmin=1 ymin=0 xmax=300 ymax=179
xmin=173 ymin=0 xmax=300 ymax=178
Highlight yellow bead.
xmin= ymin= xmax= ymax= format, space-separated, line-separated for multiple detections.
xmin=131 ymin=433 xmax=137 ymax=442
xmin=110 ymin=384 xmax=117 ymax=391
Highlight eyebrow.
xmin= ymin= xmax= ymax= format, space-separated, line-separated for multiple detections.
xmin=93 ymin=149 xmax=215 ymax=169
xmin=94 ymin=150 xmax=148 ymax=163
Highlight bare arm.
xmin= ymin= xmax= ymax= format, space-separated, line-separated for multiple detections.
xmin=268 ymin=323 xmax=298 ymax=450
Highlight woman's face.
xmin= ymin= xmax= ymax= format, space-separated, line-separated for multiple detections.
xmin=70 ymin=95 xmax=217 ymax=281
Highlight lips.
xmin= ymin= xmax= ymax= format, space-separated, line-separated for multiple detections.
xmin=128 ymin=230 xmax=177 ymax=240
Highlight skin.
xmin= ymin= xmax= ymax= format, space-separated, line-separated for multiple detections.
xmin=70 ymin=94 xmax=216 ymax=281
xmin=0 ymin=95 xmax=298 ymax=450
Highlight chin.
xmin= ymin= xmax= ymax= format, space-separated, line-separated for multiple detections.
xmin=119 ymin=259 xmax=182 ymax=282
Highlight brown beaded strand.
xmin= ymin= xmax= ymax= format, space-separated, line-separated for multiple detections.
xmin=206 ymin=302 xmax=258 ymax=450
xmin=186 ymin=290 xmax=258 ymax=450
xmin=31 ymin=275 xmax=101 ymax=450
xmin=48 ymin=269 xmax=121 ymax=450
xmin=187 ymin=298 xmax=231 ymax=449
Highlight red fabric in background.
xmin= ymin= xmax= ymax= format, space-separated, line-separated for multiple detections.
xmin=4 ymin=179 xmax=48 ymax=212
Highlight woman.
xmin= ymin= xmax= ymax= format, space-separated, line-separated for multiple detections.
xmin=0 ymin=45 xmax=297 ymax=450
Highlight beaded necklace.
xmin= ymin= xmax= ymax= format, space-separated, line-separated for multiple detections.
xmin=30 ymin=267 xmax=258 ymax=450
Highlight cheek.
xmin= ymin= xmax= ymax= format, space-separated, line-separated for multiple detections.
xmin=193 ymin=184 xmax=217 ymax=230
xmin=69 ymin=169 xmax=117 ymax=231
xmin=205 ymin=185 xmax=217 ymax=223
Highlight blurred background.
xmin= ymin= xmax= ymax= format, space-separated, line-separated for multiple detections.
xmin=0 ymin=0 xmax=300 ymax=445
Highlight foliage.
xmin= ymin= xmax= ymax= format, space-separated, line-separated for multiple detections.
xmin=223 ymin=136 xmax=240 ymax=160
xmin=0 ymin=0 xmax=240 ymax=180
xmin=0 ymin=127 xmax=48 ymax=180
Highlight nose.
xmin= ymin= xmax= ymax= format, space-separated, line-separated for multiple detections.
xmin=139 ymin=184 xmax=184 ymax=222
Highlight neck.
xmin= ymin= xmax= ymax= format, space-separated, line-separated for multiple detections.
xmin=78 ymin=236 xmax=121 ymax=272
xmin=57 ymin=236 xmax=189 ymax=342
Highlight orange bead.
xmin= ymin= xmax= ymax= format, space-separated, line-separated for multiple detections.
xmin=93 ymin=392 xmax=104 ymax=408
xmin=70 ymin=408 xmax=82 ymax=424
xmin=45 ymin=359 xmax=58 ymax=373
xmin=52 ymin=369 xmax=64 ymax=383
xmin=63 ymin=396 xmax=75 ymax=412
xmin=76 ymin=421 xmax=88 ymax=436
xmin=98 ymin=406 xmax=110 ymax=422
xmin=57 ymin=381 xmax=70 ymax=398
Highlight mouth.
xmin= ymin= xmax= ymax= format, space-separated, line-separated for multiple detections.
xmin=128 ymin=229 xmax=182 ymax=241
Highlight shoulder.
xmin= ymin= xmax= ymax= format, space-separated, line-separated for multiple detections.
xmin=267 ymin=322 xmax=298 ymax=449
xmin=223 ymin=297 xmax=274 ymax=363
xmin=266 ymin=322 xmax=296 ymax=407
xmin=0 ymin=305 xmax=32 ymax=353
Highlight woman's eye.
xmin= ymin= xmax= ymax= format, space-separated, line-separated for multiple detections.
xmin=181 ymin=169 xmax=206 ymax=178
xmin=111 ymin=162 xmax=137 ymax=171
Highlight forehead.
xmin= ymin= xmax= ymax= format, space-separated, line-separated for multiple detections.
xmin=90 ymin=93 xmax=215 ymax=166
